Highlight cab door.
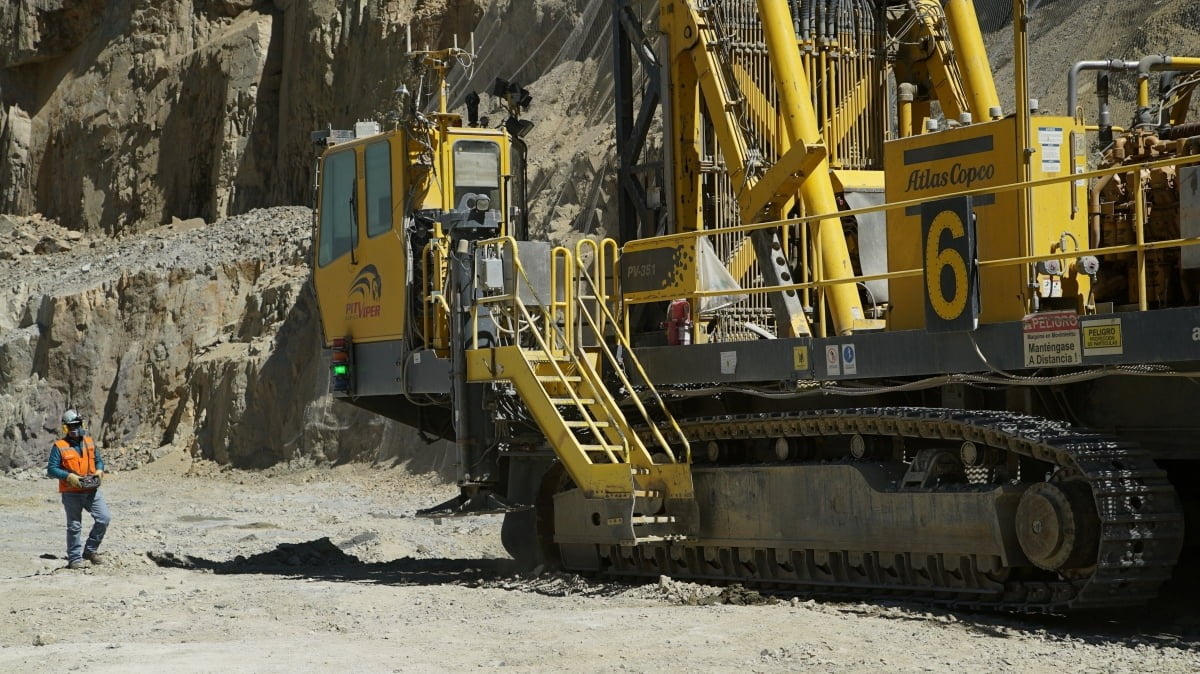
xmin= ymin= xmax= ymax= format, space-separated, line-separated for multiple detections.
xmin=313 ymin=138 xmax=407 ymax=345
xmin=314 ymin=148 xmax=359 ymax=344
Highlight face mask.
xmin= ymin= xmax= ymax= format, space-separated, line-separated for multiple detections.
xmin=66 ymin=425 xmax=84 ymax=440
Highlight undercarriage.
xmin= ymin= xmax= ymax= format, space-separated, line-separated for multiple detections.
xmin=535 ymin=407 xmax=1184 ymax=612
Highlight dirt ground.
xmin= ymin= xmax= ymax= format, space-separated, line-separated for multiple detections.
xmin=2 ymin=452 xmax=1199 ymax=673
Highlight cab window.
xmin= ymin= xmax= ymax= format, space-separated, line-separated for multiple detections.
xmin=452 ymin=140 xmax=500 ymax=211
xmin=365 ymin=141 xmax=392 ymax=237
xmin=318 ymin=150 xmax=356 ymax=267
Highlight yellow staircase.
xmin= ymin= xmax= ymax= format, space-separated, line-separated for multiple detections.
xmin=465 ymin=238 xmax=697 ymax=546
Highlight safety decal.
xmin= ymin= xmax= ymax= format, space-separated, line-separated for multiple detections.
xmin=1038 ymin=127 xmax=1063 ymax=174
xmin=841 ymin=344 xmax=857 ymax=375
xmin=720 ymin=351 xmax=737 ymax=375
xmin=1022 ymin=311 xmax=1081 ymax=366
xmin=792 ymin=345 xmax=809 ymax=372
xmin=825 ymin=344 xmax=841 ymax=376
xmin=1081 ymin=318 xmax=1123 ymax=356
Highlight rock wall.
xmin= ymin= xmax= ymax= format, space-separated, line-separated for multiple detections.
xmin=0 ymin=0 xmax=642 ymax=473
xmin=0 ymin=0 xmax=610 ymax=235
xmin=0 ymin=207 xmax=455 ymax=475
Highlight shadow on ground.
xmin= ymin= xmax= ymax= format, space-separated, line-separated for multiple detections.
xmin=148 ymin=538 xmax=1200 ymax=652
xmin=146 ymin=537 xmax=632 ymax=598
xmin=148 ymin=537 xmax=517 ymax=585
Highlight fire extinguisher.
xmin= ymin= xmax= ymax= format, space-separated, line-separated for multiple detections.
xmin=663 ymin=299 xmax=693 ymax=345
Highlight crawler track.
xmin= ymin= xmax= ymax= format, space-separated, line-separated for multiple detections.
xmin=587 ymin=407 xmax=1185 ymax=612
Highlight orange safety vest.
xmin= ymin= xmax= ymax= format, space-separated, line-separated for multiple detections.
xmin=55 ymin=437 xmax=97 ymax=493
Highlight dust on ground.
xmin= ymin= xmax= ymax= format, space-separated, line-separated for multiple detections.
xmin=2 ymin=452 xmax=1199 ymax=673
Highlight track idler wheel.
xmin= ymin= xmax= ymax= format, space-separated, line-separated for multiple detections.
xmin=1015 ymin=480 xmax=1101 ymax=571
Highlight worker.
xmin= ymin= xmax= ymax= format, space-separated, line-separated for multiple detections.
xmin=46 ymin=408 xmax=111 ymax=570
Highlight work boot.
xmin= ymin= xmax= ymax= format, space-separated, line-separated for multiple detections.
xmin=66 ymin=559 xmax=91 ymax=570
xmin=83 ymin=551 xmax=105 ymax=565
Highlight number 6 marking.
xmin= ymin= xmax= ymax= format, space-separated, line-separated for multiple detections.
xmin=925 ymin=211 xmax=969 ymax=322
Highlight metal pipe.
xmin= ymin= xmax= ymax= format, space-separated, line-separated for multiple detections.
xmin=899 ymin=83 xmax=916 ymax=138
xmin=1132 ymin=169 xmax=1147 ymax=310
xmin=1097 ymin=70 xmax=1113 ymax=146
xmin=1089 ymin=172 xmax=1113 ymax=249
xmin=1136 ymin=55 xmax=1200 ymax=126
xmin=1013 ymin=0 xmax=1035 ymax=312
xmin=1066 ymin=60 xmax=1137 ymax=118
xmin=1137 ymin=55 xmax=1169 ymax=109
xmin=942 ymin=0 xmax=1001 ymax=118
xmin=759 ymin=0 xmax=866 ymax=334
xmin=1159 ymin=120 xmax=1200 ymax=140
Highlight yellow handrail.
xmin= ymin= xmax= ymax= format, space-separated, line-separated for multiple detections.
xmin=511 ymin=297 xmax=626 ymax=465
xmin=1132 ymin=168 xmax=1148 ymax=311
xmin=550 ymin=246 xmax=573 ymax=352
xmin=573 ymin=257 xmax=691 ymax=464
xmin=622 ymin=153 xmax=1200 ymax=314
xmin=468 ymin=236 xmax=632 ymax=464
xmin=604 ymin=238 xmax=620 ymax=341
xmin=468 ymin=235 xmax=692 ymax=467
xmin=574 ymin=238 xmax=613 ymax=342
xmin=421 ymin=237 xmax=450 ymax=350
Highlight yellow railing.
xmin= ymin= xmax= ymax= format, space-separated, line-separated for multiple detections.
xmin=420 ymin=238 xmax=450 ymax=351
xmin=468 ymin=235 xmax=690 ymax=466
xmin=572 ymin=248 xmax=692 ymax=465
xmin=509 ymin=295 xmax=627 ymax=465
xmin=628 ymin=153 xmax=1200 ymax=323
xmin=470 ymin=236 xmax=626 ymax=463
xmin=549 ymin=245 xmax=573 ymax=352
xmin=574 ymin=238 xmax=620 ymax=344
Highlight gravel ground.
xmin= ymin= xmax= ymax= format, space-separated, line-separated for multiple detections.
xmin=2 ymin=452 xmax=1198 ymax=673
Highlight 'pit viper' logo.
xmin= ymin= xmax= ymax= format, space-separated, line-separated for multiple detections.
xmin=345 ymin=265 xmax=382 ymax=319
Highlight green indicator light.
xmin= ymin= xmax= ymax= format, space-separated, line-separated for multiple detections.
xmin=333 ymin=364 xmax=349 ymax=376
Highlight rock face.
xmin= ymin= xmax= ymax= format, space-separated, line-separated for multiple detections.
xmin=0 ymin=0 xmax=622 ymax=472
xmin=0 ymin=0 xmax=609 ymax=235
xmin=0 ymin=207 xmax=454 ymax=475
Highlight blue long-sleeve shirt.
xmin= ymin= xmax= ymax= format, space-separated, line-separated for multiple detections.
xmin=46 ymin=436 xmax=105 ymax=480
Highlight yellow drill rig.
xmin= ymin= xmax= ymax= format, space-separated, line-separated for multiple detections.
xmin=311 ymin=1 xmax=1200 ymax=611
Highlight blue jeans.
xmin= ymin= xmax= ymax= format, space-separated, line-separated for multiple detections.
xmin=61 ymin=490 xmax=111 ymax=563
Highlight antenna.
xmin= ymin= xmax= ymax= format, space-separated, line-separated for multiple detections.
xmin=469 ymin=32 xmax=476 ymax=81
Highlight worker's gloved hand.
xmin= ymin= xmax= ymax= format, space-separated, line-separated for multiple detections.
xmin=93 ymin=470 xmax=104 ymax=481
xmin=65 ymin=474 xmax=82 ymax=488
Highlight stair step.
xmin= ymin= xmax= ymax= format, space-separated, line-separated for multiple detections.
xmin=551 ymin=397 xmax=595 ymax=405
xmin=564 ymin=420 xmax=610 ymax=428
xmin=537 ymin=375 xmax=582 ymax=383
xmin=629 ymin=535 xmax=694 ymax=544
xmin=631 ymin=515 xmax=676 ymax=525
xmin=580 ymin=443 xmax=625 ymax=454
xmin=524 ymin=353 xmax=573 ymax=362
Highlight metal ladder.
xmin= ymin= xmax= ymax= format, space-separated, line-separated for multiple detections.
xmin=467 ymin=237 xmax=697 ymax=544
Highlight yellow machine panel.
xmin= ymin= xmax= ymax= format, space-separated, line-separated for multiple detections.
xmin=312 ymin=125 xmax=512 ymax=347
xmin=619 ymin=236 xmax=699 ymax=304
xmin=313 ymin=134 xmax=409 ymax=344
xmin=885 ymin=116 xmax=1090 ymax=330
